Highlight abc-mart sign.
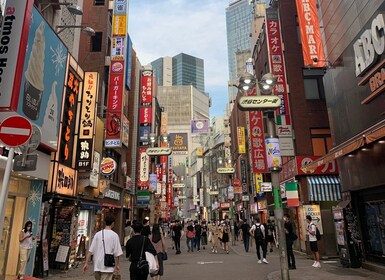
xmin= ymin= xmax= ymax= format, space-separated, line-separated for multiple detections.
xmin=354 ymin=13 xmax=385 ymax=104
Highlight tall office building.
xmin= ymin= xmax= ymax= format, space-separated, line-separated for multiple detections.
xmin=151 ymin=53 xmax=205 ymax=93
xmin=226 ymin=0 xmax=254 ymax=100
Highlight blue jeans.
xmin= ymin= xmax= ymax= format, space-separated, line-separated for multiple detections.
xmin=194 ymin=236 xmax=201 ymax=250
xmin=243 ymin=235 xmax=250 ymax=252
xmin=186 ymin=237 xmax=194 ymax=251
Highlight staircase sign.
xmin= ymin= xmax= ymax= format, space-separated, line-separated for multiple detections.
xmin=0 ymin=116 xmax=32 ymax=147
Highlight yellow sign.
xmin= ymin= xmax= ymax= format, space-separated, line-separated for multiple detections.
xmin=255 ymin=173 xmax=263 ymax=193
xmin=112 ymin=15 xmax=126 ymax=36
xmin=238 ymin=127 xmax=246 ymax=154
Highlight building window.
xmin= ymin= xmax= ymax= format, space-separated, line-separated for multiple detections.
xmin=303 ymin=69 xmax=325 ymax=100
xmin=94 ymin=0 xmax=105 ymax=5
xmin=91 ymin=32 xmax=102 ymax=52
xmin=311 ymin=128 xmax=332 ymax=156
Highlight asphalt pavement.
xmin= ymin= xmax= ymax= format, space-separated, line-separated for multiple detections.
xmin=23 ymin=236 xmax=384 ymax=280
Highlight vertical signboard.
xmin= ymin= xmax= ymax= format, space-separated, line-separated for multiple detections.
xmin=76 ymin=72 xmax=98 ymax=170
xmin=237 ymin=127 xmax=246 ymax=154
xmin=247 ymin=88 xmax=268 ymax=173
xmin=105 ymin=61 xmax=125 ymax=147
xmin=125 ymin=35 xmax=133 ymax=90
xmin=137 ymin=148 xmax=149 ymax=190
xmin=58 ymin=69 xmax=81 ymax=167
xmin=295 ymin=0 xmax=326 ymax=67
xmin=265 ymin=7 xmax=291 ymax=123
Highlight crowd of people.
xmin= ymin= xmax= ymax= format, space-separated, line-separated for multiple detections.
xmin=16 ymin=213 xmax=322 ymax=280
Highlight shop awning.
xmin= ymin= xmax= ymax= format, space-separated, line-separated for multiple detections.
xmin=302 ymin=118 xmax=385 ymax=172
xmin=307 ymin=176 xmax=342 ymax=201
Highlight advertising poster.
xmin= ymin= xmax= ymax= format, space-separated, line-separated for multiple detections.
xmin=16 ymin=6 xmax=68 ymax=151
xmin=191 ymin=119 xmax=209 ymax=133
xmin=111 ymin=37 xmax=125 ymax=61
xmin=169 ymin=133 xmax=188 ymax=152
xmin=265 ymin=137 xmax=282 ymax=169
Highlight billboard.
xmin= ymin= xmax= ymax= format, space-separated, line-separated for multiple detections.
xmin=111 ymin=37 xmax=125 ymax=61
xmin=191 ymin=119 xmax=209 ymax=133
xmin=169 ymin=133 xmax=188 ymax=152
xmin=237 ymin=127 xmax=246 ymax=154
xmin=125 ymin=35 xmax=133 ymax=89
xmin=5 ymin=5 xmax=68 ymax=151
xmin=140 ymin=71 xmax=153 ymax=104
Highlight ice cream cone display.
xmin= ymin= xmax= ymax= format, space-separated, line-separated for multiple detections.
xmin=42 ymin=81 xmax=58 ymax=143
xmin=23 ymin=21 xmax=46 ymax=120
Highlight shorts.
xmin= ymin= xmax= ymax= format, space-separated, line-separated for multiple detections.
xmin=266 ymin=235 xmax=274 ymax=243
xmin=310 ymin=241 xmax=318 ymax=252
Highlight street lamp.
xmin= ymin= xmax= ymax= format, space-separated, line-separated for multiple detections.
xmin=56 ymin=25 xmax=96 ymax=36
xmin=39 ymin=2 xmax=84 ymax=15
xmin=237 ymin=72 xmax=289 ymax=280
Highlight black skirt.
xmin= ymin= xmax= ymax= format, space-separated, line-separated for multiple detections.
xmin=222 ymin=232 xmax=229 ymax=243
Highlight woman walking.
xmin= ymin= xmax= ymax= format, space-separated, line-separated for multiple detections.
xmin=221 ymin=222 xmax=230 ymax=254
xmin=209 ymin=220 xmax=219 ymax=253
xmin=150 ymin=223 xmax=166 ymax=280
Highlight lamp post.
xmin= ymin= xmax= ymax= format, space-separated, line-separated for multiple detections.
xmin=237 ymin=72 xmax=289 ymax=280
xmin=56 ymin=25 xmax=96 ymax=36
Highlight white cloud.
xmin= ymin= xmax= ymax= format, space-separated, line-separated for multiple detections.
xmin=128 ymin=0 xmax=229 ymax=117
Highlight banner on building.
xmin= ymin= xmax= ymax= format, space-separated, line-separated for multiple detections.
xmin=191 ymin=119 xmax=209 ymax=133
xmin=286 ymin=182 xmax=300 ymax=207
xmin=295 ymin=0 xmax=326 ymax=67
xmin=247 ymin=88 xmax=268 ymax=173
xmin=170 ymin=133 xmax=188 ymax=152
xmin=137 ymin=148 xmax=149 ymax=189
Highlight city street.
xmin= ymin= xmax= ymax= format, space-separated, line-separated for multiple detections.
xmin=36 ymin=237 xmax=384 ymax=280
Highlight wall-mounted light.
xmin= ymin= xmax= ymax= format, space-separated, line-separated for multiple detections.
xmin=56 ymin=25 xmax=96 ymax=36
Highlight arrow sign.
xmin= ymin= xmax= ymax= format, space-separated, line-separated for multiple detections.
xmin=0 ymin=116 xmax=32 ymax=147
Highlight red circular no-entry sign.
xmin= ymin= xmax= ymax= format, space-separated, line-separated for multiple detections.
xmin=233 ymin=178 xmax=241 ymax=187
xmin=0 ymin=116 xmax=32 ymax=147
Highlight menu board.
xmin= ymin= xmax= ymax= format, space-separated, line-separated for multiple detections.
xmin=55 ymin=245 xmax=70 ymax=263
xmin=51 ymin=206 xmax=74 ymax=253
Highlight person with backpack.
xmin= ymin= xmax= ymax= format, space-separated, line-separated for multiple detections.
xmin=306 ymin=215 xmax=321 ymax=268
xmin=249 ymin=217 xmax=268 ymax=264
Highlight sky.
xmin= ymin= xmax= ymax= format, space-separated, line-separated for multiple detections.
xmin=128 ymin=0 xmax=230 ymax=119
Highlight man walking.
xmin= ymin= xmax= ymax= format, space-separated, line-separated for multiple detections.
xmin=250 ymin=217 xmax=268 ymax=264
xmin=194 ymin=220 xmax=202 ymax=251
xmin=284 ymin=214 xmax=296 ymax=269
xmin=83 ymin=215 xmax=123 ymax=280
xmin=240 ymin=219 xmax=251 ymax=252
xmin=173 ymin=220 xmax=182 ymax=254
xmin=306 ymin=215 xmax=321 ymax=268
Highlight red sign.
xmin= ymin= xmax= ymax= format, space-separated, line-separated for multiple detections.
xmin=266 ymin=8 xmax=291 ymax=122
xmin=140 ymin=71 xmax=153 ymax=104
xmin=220 ymin=202 xmax=231 ymax=209
xmin=0 ymin=116 xmax=32 ymax=147
xmin=233 ymin=178 xmax=241 ymax=187
xmin=247 ymin=88 xmax=268 ymax=173
xmin=296 ymin=156 xmax=339 ymax=175
xmin=107 ymin=62 xmax=124 ymax=111
xmin=139 ymin=107 xmax=152 ymax=124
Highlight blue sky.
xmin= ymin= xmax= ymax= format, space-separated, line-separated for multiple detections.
xmin=128 ymin=0 xmax=229 ymax=119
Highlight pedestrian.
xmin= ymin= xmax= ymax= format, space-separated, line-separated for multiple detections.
xmin=240 ymin=219 xmax=251 ymax=252
xmin=306 ymin=215 xmax=321 ymax=268
xmin=221 ymin=221 xmax=230 ymax=254
xmin=124 ymin=220 xmax=134 ymax=246
xmin=193 ymin=220 xmax=202 ymax=251
xmin=126 ymin=220 xmax=158 ymax=280
xmin=150 ymin=223 xmax=166 ymax=280
xmin=83 ymin=215 xmax=123 ymax=280
xmin=284 ymin=214 xmax=296 ymax=269
xmin=250 ymin=217 xmax=268 ymax=264
xmin=266 ymin=219 xmax=276 ymax=252
xmin=18 ymin=221 xmax=35 ymax=280
xmin=173 ymin=220 xmax=182 ymax=254
xmin=200 ymin=220 xmax=208 ymax=250
xmin=141 ymin=217 xmax=151 ymax=237
xmin=209 ymin=220 xmax=219 ymax=253
xmin=186 ymin=220 xmax=195 ymax=252
xmin=234 ymin=221 xmax=239 ymax=242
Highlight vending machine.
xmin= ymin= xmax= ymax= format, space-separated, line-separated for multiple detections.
xmin=332 ymin=206 xmax=361 ymax=268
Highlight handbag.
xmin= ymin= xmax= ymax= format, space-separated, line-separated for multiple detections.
xmin=292 ymin=233 xmax=298 ymax=241
xmin=162 ymin=251 xmax=168 ymax=261
xmin=102 ymin=230 xmax=115 ymax=267
xmin=187 ymin=230 xmax=195 ymax=239
xmin=137 ymin=237 xmax=149 ymax=275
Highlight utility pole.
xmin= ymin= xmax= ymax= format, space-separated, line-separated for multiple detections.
xmin=266 ymin=110 xmax=289 ymax=280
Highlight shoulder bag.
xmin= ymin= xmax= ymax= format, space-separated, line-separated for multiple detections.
xmin=137 ymin=237 xmax=149 ymax=274
xmin=102 ymin=230 xmax=115 ymax=267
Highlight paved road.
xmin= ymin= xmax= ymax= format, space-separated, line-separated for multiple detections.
xmin=40 ymin=236 xmax=383 ymax=280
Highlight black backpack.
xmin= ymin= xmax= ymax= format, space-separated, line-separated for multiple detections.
xmin=312 ymin=223 xmax=321 ymax=241
xmin=254 ymin=224 xmax=263 ymax=240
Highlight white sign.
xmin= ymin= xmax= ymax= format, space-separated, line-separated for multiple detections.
xmin=90 ymin=151 xmax=100 ymax=187
xmin=217 ymin=167 xmax=235 ymax=174
xmin=242 ymin=195 xmax=250 ymax=202
xmin=173 ymin=184 xmax=185 ymax=188
xmin=276 ymin=125 xmax=293 ymax=137
xmin=261 ymin=182 xmax=272 ymax=192
xmin=279 ymin=137 xmax=295 ymax=156
xmin=303 ymin=204 xmax=323 ymax=234
xmin=104 ymin=189 xmax=121 ymax=200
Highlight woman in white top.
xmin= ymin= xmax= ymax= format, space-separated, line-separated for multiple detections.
xmin=18 ymin=221 xmax=34 ymax=280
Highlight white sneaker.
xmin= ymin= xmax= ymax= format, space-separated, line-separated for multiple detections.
xmin=312 ymin=261 xmax=317 ymax=267
xmin=315 ymin=262 xmax=321 ymax=268
xmin=263 ymin=258 xmax=269 ymax=264
xmin=258 ymin=260 xmax=262 ymax=264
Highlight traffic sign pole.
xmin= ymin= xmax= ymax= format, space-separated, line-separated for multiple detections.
xmin=0 ymin=147 xmax=15 ymax=242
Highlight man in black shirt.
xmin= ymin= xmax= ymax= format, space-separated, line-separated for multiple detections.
xmin=141 ymin=218 xmax=151 ymax=237
xmin=172 ymin=220 xmax=182 ymax=254
xmin=284 ymin=214 xmax=296 ymax=269
xmin=194 ymin=220 xmax=202 ymax=251
xmin=240 ymin=219 xmax=251 ymax=252
xmin=126 ymin=220 xmax=157 ymax=280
